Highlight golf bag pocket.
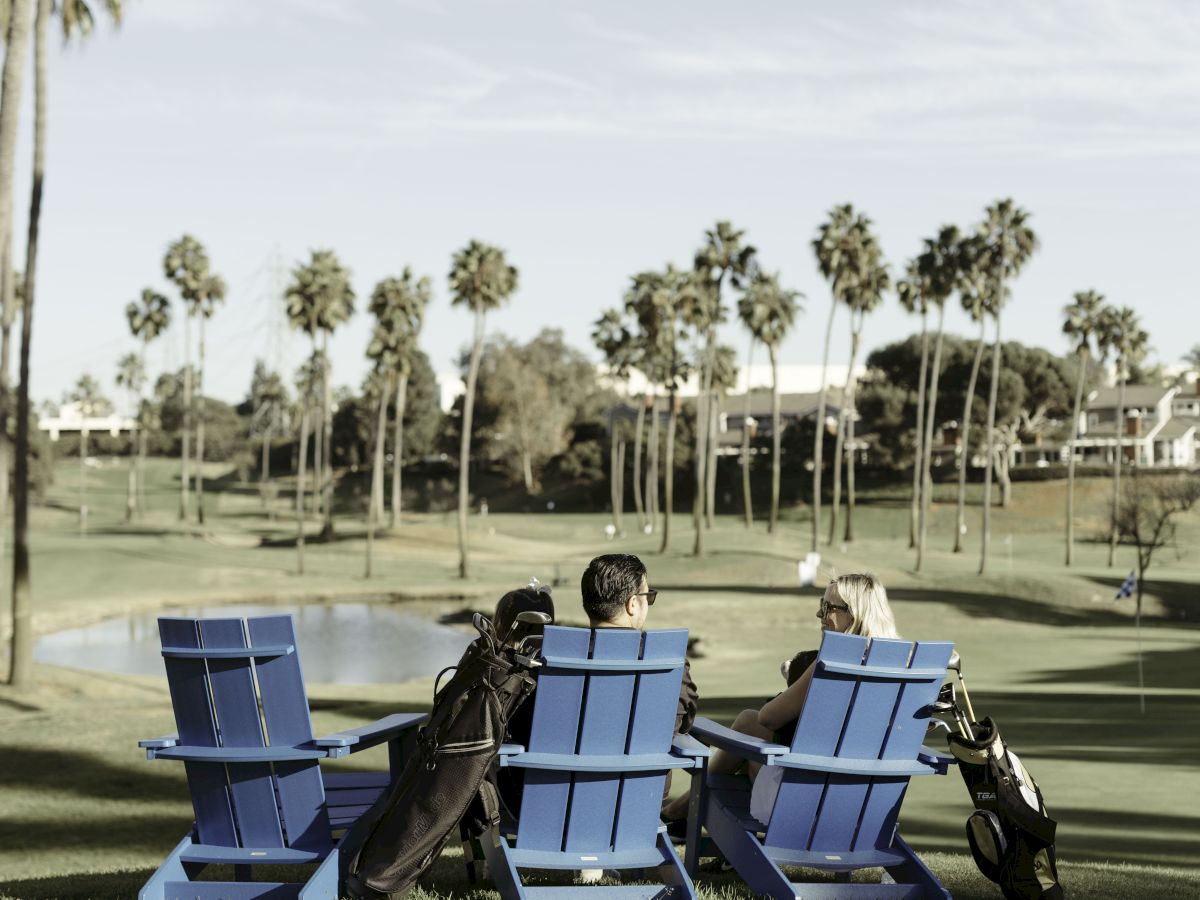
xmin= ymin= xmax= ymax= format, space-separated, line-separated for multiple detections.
xmin=966 ymin=809 xmax=1006 ymax=883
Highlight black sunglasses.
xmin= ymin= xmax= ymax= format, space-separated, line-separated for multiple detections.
xmin=816 ymin=598 xmax=849 ymax=618
xmin=635 ymin=589 xmax=658 ymax=606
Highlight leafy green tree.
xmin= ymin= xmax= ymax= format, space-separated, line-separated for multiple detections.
xmin=163 ymin=234 xmax=225 ymax=524
xmin=67 ymin=373 xmax=111 ymax=535
xmin=976 ymin=199 xmax=1038 ymax=575
xmin=737 ymin=270 xmax=802 ymax=532
xmin=125 ymin=288 xmax=169 ymax=515
xmin=690 ymin=221 xmax=755 ymax=554
xmin=592 ymin=308 xmax=636 ymax=533
xmin=952 ymin=234 xmax=992 ymax=553
xmin=115 ymin=352 xmax=145 ymax=521
xmin=285 ymin=249 xmax=355 ymax=541
xmin=448 ymin=240 xmax=518 ymax=579
xmin=1062 ymin=289 xmax=1108 ymax=566
xmin=1097 ymin=305 xmax=1149 ymax=568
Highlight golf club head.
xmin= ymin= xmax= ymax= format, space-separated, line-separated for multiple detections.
xmin=948 ymin=650 xmax=962 ymax=673
xmin=515 ymin=611 xmax=553 ymax=626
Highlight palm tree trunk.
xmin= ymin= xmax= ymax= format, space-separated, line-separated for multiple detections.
xmin=829 ymin=318 xmax=861 ymax=545
xmin=1108 ymin=370 xmax=1126 ymax=568
xmin=137 ymin=339 xmax=148 ymax=516
xmin=125 ymin=411 xmax=136 ymax=522
xmin=741 ymin=336 xmax=755 ymax=529
xmin=180 ymin=313 xmax=191 ymax=520
xmin=646 ymin=390 xmax=659 ymax=532
xmin=391 ymin=371 xmax=407 ymax=528
xmin=632 ymin=394 xmax=646 ymax=530
xmin=616 ymin=438 xmax=625 ymax=534
xmin=910 ymin=313 xmax=929 ymax=548
xmin=261 ymin=427 xmax=271 ymax=489
xmin=311 ymin=396 xmax=322 ymax=515
xmin=195 ymin=316 xmax=206 ymax=525
xmin=954 ymin=320 xmax=987 ymax=552
xmin=370 ymin=374 xmax=389 ymax=545
xmin=661 ymin=389 xmax=677 ymax=553
xmin=978 ymin=315 xmax=1003 ymax=575
xmin=321 ymin=333 xmax=334 ymax=539
xmin=79 ymin=428 xmax=88 ymax=535
xmin=811 ymin=297 xmax=838 ymax=553
xmin=609 ymin=410 xmax=619 ymax=531
xmin=692 ymin=331 xmax=714 ymax=557
xmin=296 ymin=408 xmax=308 ymax=575
xmin=1065 ymin=348 xmax=1088 ymax=566
xmin=458 ymin=312 xmax=485 ymax=579
xmin=916 ymin=304 xmax=946 ymax=571
xmin=8 ymin=0 xmax=42 ymax=689
xmin=705 ymin=393 xmax=717 ymax=528
xmin=769 ymin=345 xmax=781 ymax=533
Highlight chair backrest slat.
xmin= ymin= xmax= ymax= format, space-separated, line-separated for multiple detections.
xmin=516 ymin=627 xmax=591 ymax=851
xmin=247 ymin=616 xmax=331 ymax=853
xmin=198 ymin=619 xmax=286 ymax=849
xmin=159 ymin=617 xmax=238 ymax=846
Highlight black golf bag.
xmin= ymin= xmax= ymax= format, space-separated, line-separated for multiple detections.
xmin=346 ymin=589 xmax=551 ymax=898
xmin=947 ymin=717 xmax=1064 ymax=900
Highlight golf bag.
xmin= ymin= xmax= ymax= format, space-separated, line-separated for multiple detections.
xmin=346 ymin=597 xmax=548 ymax=898
xmin=947 ymin=717 xmax=1064 ymax=900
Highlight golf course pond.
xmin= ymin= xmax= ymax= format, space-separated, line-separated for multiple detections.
xmin=33 ymin=602 xmax=475 ymax=684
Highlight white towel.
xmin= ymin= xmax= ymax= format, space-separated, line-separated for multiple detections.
xmin=750 ymin=764 xmax=784 ymax=825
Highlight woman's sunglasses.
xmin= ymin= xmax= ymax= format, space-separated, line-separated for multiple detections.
xmin=816 ymin=598 xmax=849 ymax=618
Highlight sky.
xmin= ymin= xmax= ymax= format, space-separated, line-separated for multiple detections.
xmin=10 ymin=0 xmax=1200 ymax=408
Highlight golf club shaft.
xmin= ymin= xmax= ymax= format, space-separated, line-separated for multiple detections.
xmin=955 ymin=671 xmax=978 ymax=723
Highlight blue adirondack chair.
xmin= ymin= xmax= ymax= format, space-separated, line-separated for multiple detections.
xmin=685 ymin=631 xmax=955 ymax=900
xmin=138 ymin=615 xmax=427 ymax=900
xmin=481 ymin=625 xmax=709 ymax=899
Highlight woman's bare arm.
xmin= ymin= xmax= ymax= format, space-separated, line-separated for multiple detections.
xmin=757 ymin=660 xmax=816 ymax=732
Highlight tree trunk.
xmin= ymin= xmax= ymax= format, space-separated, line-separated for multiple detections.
xmin=916 ymin=304 xmax=945 ymax=571
xmin=391 ymin=371 xmax=407 ymax=528
xmin=79 ymin=428 xmax=88 ymax=535
xmin=137 ymin=340 xmax=148 ymax=516
xmin=522 ymin=450 xmax=533 ymax=492
xmin=954 ymin=320 xmax=987 ymax=552
xmin=769 ymin=345 xmax=781 ymax=533
xmin=999 ymin=442 xmax=1012 ymax=508
xmin=842 ymin=315 xmax=865 ymax=545
xmin=811 ymin=296 xmax=838 ymax=553
xmin=125 ymin=431 xmax=136 ymax=522
xmin=195 ymin=316 xmax=207 ymax=526
xmin=1134 ymin=579 xmax=1145 ymax=715
xmin=1108 ymin=371 xmax=1126 ymax=567
xmin=8 ymin=0 xmax=43 ymax=689
xmin=312 ymin=395 xmax=322 ymax=515
xmin=705 ymin=392 xmax=717 ymax=528
xmin=296 ymin=408 xmax=308 ymax=575
xmin=829 ymin=317 xmax=862 ymax=545
xmin=369 ymin=373 xmax=389 ymax=557
xmin=1065 ymin=348 xmax=1088 ymax=566
xmin=261 ymin=428 xmax=271 ymax=490
xmin=910 ymin=312 xmax=929 ymax=548
xmin=661 ymin=389 xmax=677 ymax=553
xmin=458 ymin=312 xmax=485 ymax=579
xmin=632 ymin=393 xmax=646 ymax=530
xmin=180 ymin=313 xmax=191 ymax=520
xmin=646 ymin=391 xmax=659 ymax=532
xmin=609 ymin=410 xmax=619 ymax=531
xmin=978 ymin=314 xmax=1003 ymax=575
xmin=321 ymin=332 xmax=334 ymax=539
xmin=692 ymin=328 xmax=715 ymax=557
xmin=741 ymin=336 xmax=754 ymax=529
xmin=615 ymin=438 xmax=625 ymax=535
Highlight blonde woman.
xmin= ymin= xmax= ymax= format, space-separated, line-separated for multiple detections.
xmin=661 ymin=573 xmax=898 ymax=823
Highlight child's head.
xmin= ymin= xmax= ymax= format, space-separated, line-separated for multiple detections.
xmin=493 ymin=586 xmax=555 ymax=644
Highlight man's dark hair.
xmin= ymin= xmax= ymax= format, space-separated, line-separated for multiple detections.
xmin=581 ymin=553 xmax=647 ymax=623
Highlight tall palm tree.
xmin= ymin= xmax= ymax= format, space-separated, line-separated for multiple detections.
xmin=189 ymin=272 xmax=224 ymax=525
xmin=68 ymin=373 xmax=109 ymax=535
xmin=952 ymin=235 xmax=991 ymax=553
xmin=810 ymin=204 xmax=859 ymax=553
xmin=592 ymin=308 xmax=636 ymax=534
xmin=115 ymin=352 xmax=145 ymax=521
xmin=125 ymin=288 xmax=169 ymax=516
xmin=691 ymin=222 xmax=756 ymax=554
xmin=291 ymin=352 xmax=323 ymax=574
xmin=737 ymin=270 xmax=802 ymax=532
xmin=366 ymin=268 xmax=429 ymax=531
xmin=706 ymin=344 xmax=739 ymax=523
xmin=1099 ymin=306 xmax=1149 ymax=568
xmin=448 ymin=240 xmax=518 ymax=579
xmin=896 ymin=264 xmax=928 ymax=550
xmin=977 ymin=199 xmax=1039 ymax=576
xmin=1062 ymin=289 xmax=1106 ymax=566
xmin=285 ymin=249 xmax=355 ymax=541
xmin=915 ymin=225 xmax=964 ymax=570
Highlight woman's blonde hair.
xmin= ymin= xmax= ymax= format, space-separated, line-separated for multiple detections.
xmin=832 ymin=573 xmax=898 ymax=639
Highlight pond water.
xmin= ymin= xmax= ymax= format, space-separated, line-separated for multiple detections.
xmin=34 ymin=603 xmax=474 ymax=684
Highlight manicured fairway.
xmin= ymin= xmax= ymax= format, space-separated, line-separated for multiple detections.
xmin=1 ymin=458 xmax=1197 ymax=898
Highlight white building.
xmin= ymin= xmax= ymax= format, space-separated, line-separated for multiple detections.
xmin=39 ymin=402 xmax=135 ymax=442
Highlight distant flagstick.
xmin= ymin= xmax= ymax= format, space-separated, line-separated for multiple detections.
xmin=1113 ymin=571 xmax=1136 ymax=601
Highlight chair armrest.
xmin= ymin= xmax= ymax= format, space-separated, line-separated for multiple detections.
xmin=690 ymin=716 xmax=789 ymax=766
xmin=314 ymin=713 xmax=426 ymax=758
xmin=139 ymin=734 xmax=179 ymax=750
xmin=671 ymin=733 xmax=711 ymax=759
xmin=917 ymin=746 xmax=955 ymax=775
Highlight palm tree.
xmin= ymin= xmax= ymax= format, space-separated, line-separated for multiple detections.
xmin=1062 ymin=290 xmax=1107 ymax=566
xmin=691 ymin=222 xmax=756 ymax=555
xmin=977 ymin=199 xmax=1039 ymax=576
xmin=291 ymin=353 xmax=322 ymax=574
xmin=592 ymin=308 xmax=636 ymax=534
xmin=737 ymin=271 xmax=802 ymax=532
xmin=1098 ymin=306 xmax=1149 ymax=568
xmin=285 ymin=249 xmax=355 ymax=541
xmin=810 ymin=204 xmax=860 ymax=553
xmin=952 ymin=235 xmax=991 ymax=553
xmin=366 ymin=268 xmax=430 ymax=534
xmin=448 ymin=240 xmax=518 ymax=579
xmin=1182 ymin=345 xmax=1200 ymax=384
xmin=68 ymin=373 xmax=110 ymax=535
xmin=115 ymin=352 xmax=145 ymax=521
xmin=896 ymin=264 xmax=928 ymax=550
xmin=125 ymin=288 xmax=169 ymax=516
xmin=915 ymin=225 xmax=965 ymax=570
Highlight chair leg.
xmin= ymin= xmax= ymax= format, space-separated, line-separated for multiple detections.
xmin=139 ymin=835 xmax=193 ymax=900
xmin=704 ymin=791 xmax=796 ymax=900
xmin=885 ymin=835 xmax=952 ymax=900
xmin=655 ymin=832 xmax=698 ymax=900
xmin=683 ymin=764 xmax=706 ymax=877
xmin=479 ymin=829 xmax=528 ymax=900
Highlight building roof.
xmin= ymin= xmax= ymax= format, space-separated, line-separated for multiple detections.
xmin=717 ymin=389 xmax=845 ymax=420
xmin=1156 ymin=416 xmax=1200 ymax=441
xmin=1090 ymin=385 xmax=1174 ymax=410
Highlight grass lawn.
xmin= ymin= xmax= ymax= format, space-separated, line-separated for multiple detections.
xmin=1 ymin=457 xmax=1198 ymax=898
